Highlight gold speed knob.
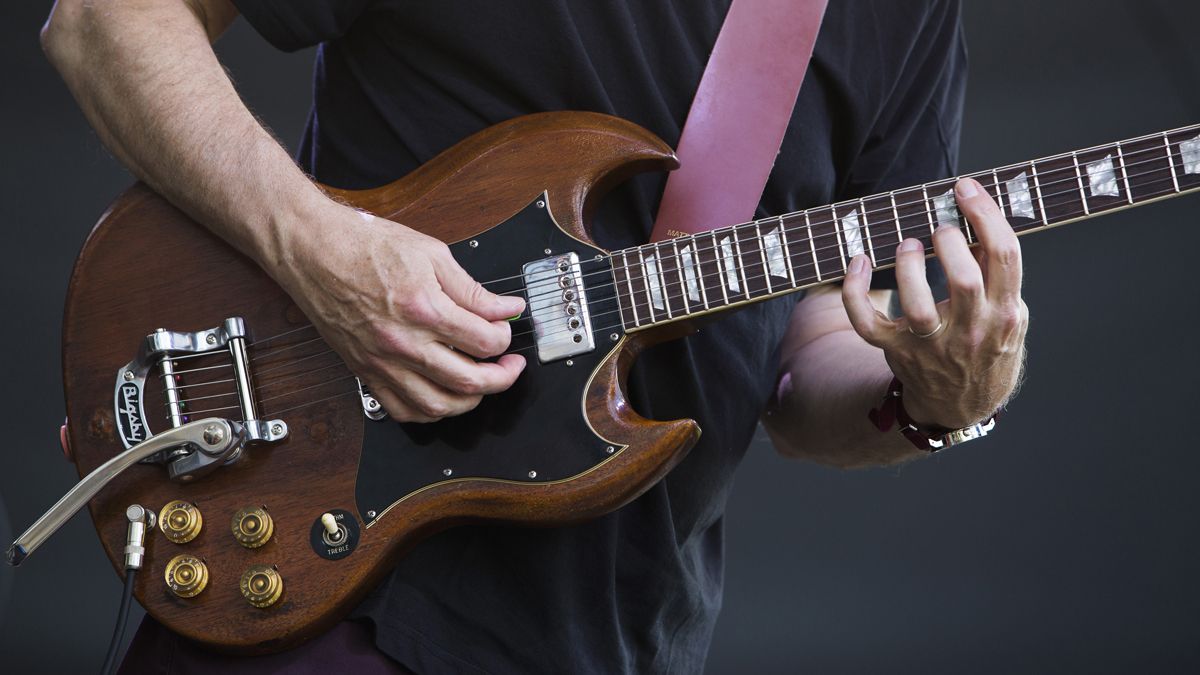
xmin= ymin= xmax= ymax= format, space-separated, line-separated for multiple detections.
xmin=231 ymin=506 xmax=274 ymax=549
xmin=164 ymin=554 xmax=209 ymax=598
xmin=240 ymin=564 xmax=284 ymax=608
xmin=159 ymin=500 xmax=202 ymax=544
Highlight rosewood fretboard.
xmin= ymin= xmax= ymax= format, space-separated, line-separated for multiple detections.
xmin=610 ymin=124 xmax=1200 ymax=329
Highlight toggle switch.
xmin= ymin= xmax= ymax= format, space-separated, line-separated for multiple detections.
xmin=159 ymin=500 xmax=202 ymax=543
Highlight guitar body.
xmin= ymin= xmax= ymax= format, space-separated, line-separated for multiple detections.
xmin=63 ymin=112 xmax=699 ymax=653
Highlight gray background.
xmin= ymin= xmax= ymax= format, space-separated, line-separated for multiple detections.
xmin=2 ymin=1 xmax=1199 ymax=672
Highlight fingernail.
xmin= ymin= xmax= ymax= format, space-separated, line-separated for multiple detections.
xmin=956 ymin=178 xmax=978 ymax=198
xmin=900 ymin=238 xmax=923 ymax=253
xmin=849 ymin=255 xmax=866 ymax=275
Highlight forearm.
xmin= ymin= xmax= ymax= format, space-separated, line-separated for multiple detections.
xmin=40 ymin=0 xmax=330 ymax=272
xmin=764 ymin=320 xmax=925 ymax=469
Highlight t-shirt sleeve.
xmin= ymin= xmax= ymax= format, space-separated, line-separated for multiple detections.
xmin=847 ymin=0 xmax=967 ymax=292
xmin=232 ymin=0 xmax=374 ymax=52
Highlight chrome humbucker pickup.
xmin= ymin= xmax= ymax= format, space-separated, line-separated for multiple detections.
xmin=522 ymin=252 xmax=595 ymax=363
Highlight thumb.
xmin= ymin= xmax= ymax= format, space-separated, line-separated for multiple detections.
xmin=437 ymin=258 xmax=526 ymax=321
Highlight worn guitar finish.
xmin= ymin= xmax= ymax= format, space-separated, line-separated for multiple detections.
xmin=64 ymin=112 xmax=698 ymax=654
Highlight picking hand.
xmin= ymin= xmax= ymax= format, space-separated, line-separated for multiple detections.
xmin=276 ymin=203 xmax=527 ymax=422
xmin=842 ymin=177 xmax=1028 ymax=429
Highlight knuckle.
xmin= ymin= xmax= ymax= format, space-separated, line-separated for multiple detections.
xmin=415 ymin=397 xmax=453 ymax=420
xmin=370 ymin=324 xmax=407 ymax=356
xmin=954 ymin=274 xmax=984 ymax=297
xmin=450 ymin=371 xmax=485 ymax=396
xmin=994 ymin=241 xmax=1022 ymax=267
xmin=403 ymin=294 xmax=444 ymax=328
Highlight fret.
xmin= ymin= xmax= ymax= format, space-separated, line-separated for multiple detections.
xmin=627 ymin=248 xmax=653 ymax=324
xmin=805 ymin=212 xmax=822 ymax=281
xmin=832 ymin=203 xmax=866 ymax=269
xmin=729 ymin=227 xmax=751 ymax=300
xmin=1115 ymin=142 xmax=1134 ymax=205
xmin=672 ymin=239 xmax=691 ymax=312
xmin=780 ymin=213 xmax=817 ymax=286
xmin=1166 ymin=128 xmax=1200 ymax=194
xmin=889 ymin=193 xmax=902 ymax=241
xmin=1075 ymin=145 xmax=1128 ymax=216
xmin=920 ymin=185 xmax=936 ymax=235
xmin=1071 ymin=151 xmax=1090 ymax=215
xmin=1033 ymin=156 xmax=1085 ymax=225
xmin=811 ymin=206 xmax=844 ymax=277
xmin=859 ymin=199 xmax=877 ymax=265
xmin=613 ymin=253 xmax=638 ymax=328
xmin=1117 ymin=136 xmax=1178 ymax=202
xmin=773 ymin=216 xmax=797 ymax=288
xmin=695 ymin=232 xmax=726 ymax=309
xmin=735 ymin=223 xmax=770 ymax=299
xmin=892 ymin=187 xmax=933 ymax=253
xmin=1028 ymin=162 xmax=1049 ymax=226
xmin=927 ymin=179 xmax=961 ymax=232
xmin=994 ymin=166 xmax=1039 ymax=233
xmin=1164 ymin=132 xmax=1181 ymax=193
xmin=862 ymin=194 xmax=900 ymax=267
xmin=639 ymin=247 xmax=668 ymax=319
xmin=676 ymin=240 xmax=707 ymax=311
xmin=754 ymin=222 xmax=772 ymax=295
xmin=711 ymin=232 xmax=730 ymax=305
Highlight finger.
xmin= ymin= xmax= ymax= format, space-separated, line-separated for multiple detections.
xmin=893 ymin=238 xmax=940 ymax=335
xmin=840 ymin=254 xmax=894 ymax=347
xmin=389 ymin=369 xmax=484 ymax=421
xmin=955 ymin=177 xmax=1022 ymax=302
xmin=423 ymin=293 xmax=516 ymax=358
xmin=364 ymin=382 xmax=437 ymax=424
xmin=413 ymin=345 xmax=527 ymax=396
xmin=931 ymin=202 xmax=985 ymax=322
xmin=436 ymin=254 xmax=526 ymax=321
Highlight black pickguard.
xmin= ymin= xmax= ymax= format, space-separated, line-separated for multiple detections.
xmin=354 ymin=196 xmax=625 ymax=522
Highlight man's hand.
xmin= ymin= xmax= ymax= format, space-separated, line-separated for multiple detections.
xmin=842 ymin=177 xmax=1028 ymax=429
xmin=274 ymin=203 xmax=527 ymax=423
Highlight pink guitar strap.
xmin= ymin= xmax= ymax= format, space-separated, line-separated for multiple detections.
xmin=649 ymin=0 xmax=829 ymax=243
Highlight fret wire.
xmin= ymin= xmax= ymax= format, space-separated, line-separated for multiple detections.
xmin=611 ymin=258 xmax=631 ymax=329
xmin=655 ymin=244 xmax=672 ymax=320
xmin=778 ymin=215 xmax=797 ymax=289
xmin=636 ymin=248 xmax=655 ymax=323
xmin=1115 ymin=141 xmax=1135 ymax=205
xmin=805 ymin=212 xmax=821 ymax=281
xmin=1029 ymin=162 xmax=1049 ymax=225
xmin=920 ymin=186 xmax=936 ymax=235
xmin=713 ymin=232 xmax=729 ymax=305
xmin=1164 ymin=132 xmax=1181 ymax=192
xmin=752 ymin=222 xmax=771 ymax=295
xmin=860 ymin=198 xmax=877 ymax=265
xmin=620 ymin=251 xmax=640 ymax=327
xmin=1071 ymin=151 xmax=1090 ymax=215
xmin=731 ymin=227 xmax=751 ymax=300
xmin=696 ymin=240 xmax=711 ymax=310
xmin=670 ymin=239 xmax=689 ymax=315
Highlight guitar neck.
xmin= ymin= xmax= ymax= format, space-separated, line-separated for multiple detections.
xmin=611 ymin=123 xmax=1200 ymax=330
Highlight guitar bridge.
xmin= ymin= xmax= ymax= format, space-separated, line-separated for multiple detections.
xmin=113 ymin=317 xmax=288 ymax=479
xmin=522 ymin=252 xmax=595 ymax=363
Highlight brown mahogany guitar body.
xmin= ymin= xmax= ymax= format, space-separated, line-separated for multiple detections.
xmin=63 ymin=112 xmax=700 ymax=653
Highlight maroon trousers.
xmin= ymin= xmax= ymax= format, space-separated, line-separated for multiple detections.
xmin=118 ymin=617 xmax=414 ymax=675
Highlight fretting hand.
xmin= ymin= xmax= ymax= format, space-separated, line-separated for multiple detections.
xmin=273 ymin=201 xmax=527 ymax=423
xmin=841 ymin=177 xmax=1028 ymax=429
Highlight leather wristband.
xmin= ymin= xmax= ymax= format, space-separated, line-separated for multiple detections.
xmin=868 ymin=377 xmax=997 ymax=452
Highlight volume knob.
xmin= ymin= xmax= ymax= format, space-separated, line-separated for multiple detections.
xmin=231 ymin=506 xmax=274 ymax=549
xmin=164 ymin=554 xmax=208 ymax=598
xmin=159 ymin=500 xmax=202 ymax=544
xmin=240 ymin=564 xmax=284 ymax=608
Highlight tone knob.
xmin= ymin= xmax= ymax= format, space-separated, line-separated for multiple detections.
xmin=240 ymin=564 xmax=284 ymax=608
xmin=159 ymin=500 xmax=202 ymax=543
xmin=231 ymin=506 xmax=274 ymax=549
xmin=164 ymin=554 xmax=208 ymax=598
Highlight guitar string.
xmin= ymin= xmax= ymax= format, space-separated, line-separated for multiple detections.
xmin=159 ymin=166 xmax=1189 ymax=406
xmin=163 ymin=142 xmax=1196 ymax=369
xmin=158 ymin=173 xmax=1189 ymax=418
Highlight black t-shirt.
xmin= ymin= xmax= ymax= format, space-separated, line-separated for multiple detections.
xmin=231 ymin=1 xmax=966 ymax=672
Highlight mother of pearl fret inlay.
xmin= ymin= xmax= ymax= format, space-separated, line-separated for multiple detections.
xmin=933 ymin=189 xmax=960 ymax=228
xmin=1086 ymin=155 xmax=1119 ymax=197
xmin=679 ymin=245 xmax=701 ymax=303
xmin=1182 ymin=134 xmax=1200 ymax=175
xmin=762 ymin=227 xmax=789 ymax=279
xmin=1005 ymin=172 xmax=1035 ymax=219
xmin=839 ymin=210 xmax=864 ymax=258
xmin=642 ymin=254 xmax=665 ymax=312
xmin=718 ymin=236 xmax=741 ymax=293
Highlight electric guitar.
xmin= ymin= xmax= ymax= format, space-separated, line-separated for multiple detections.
xmin=8 ymin=112 xmax=1199 ymax=653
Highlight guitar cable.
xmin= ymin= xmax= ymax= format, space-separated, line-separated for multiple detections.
xmin=100 ymin=505 xmax=154 ymax=675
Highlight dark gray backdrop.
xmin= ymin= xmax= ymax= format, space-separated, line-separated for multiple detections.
xmin=2 ymin=2 xmax=1199 ymax=673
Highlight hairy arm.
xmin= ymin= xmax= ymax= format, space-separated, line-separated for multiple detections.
xmin=41 ymin=0 xmax=525 ymax=422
